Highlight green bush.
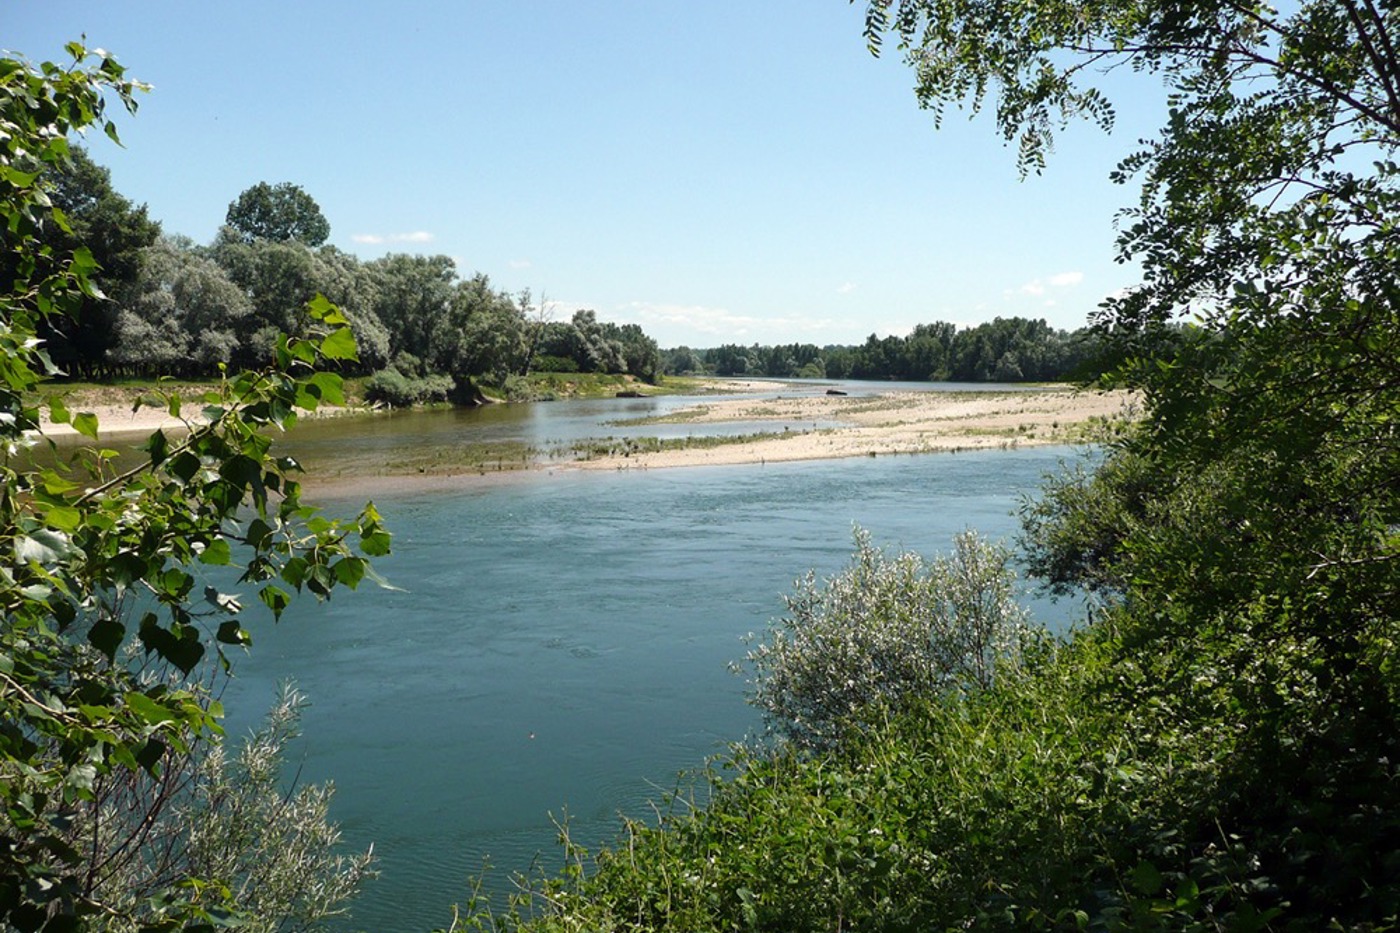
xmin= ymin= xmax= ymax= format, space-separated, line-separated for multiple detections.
xmin=740 ymin=527 xmax=1029 ymax=751
xmin=364 ymin=367 xmax=454 ymax=406
xmin=532 ymin=354 xmax=579 ymax=373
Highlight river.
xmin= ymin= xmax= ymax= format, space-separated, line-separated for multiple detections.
xmin=204 ymin=387 xmax=1090 ymax=931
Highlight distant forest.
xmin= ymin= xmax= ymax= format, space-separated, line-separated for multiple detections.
xmin=38 ymin=148 xmax=1102 ymax=397
xmin=667 ymin=317 xmax=1103 ymax=382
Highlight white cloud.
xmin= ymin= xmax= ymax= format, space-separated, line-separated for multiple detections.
xmin=836 ymin=282 xmax=857 ymax=295
xmin=1017 ymin=270 xmax=1083 ymax=297
xmin=350 ymin=231 xmax=435 ymax=245
xmin=617 ymin=301 xmax=842 ymax=344
xmin=509 ymin=259 xmax=532 ymax=270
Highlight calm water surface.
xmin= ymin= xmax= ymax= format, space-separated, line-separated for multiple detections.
xmin=209 ymin=391 xmax=1089 ymax=931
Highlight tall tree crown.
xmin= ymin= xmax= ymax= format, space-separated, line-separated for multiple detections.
xmin=225 ymin=180 xmax=330 ymax=246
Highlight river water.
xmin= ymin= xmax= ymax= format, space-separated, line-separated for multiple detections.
xmin=203 ymin=385 xmax=1090 ymax=931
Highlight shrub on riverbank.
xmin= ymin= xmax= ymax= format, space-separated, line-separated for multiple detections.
xmin=364 ymin=367 xmax=454 ymax=406
xmin=742 ymin=528 xmax=1028 ymax=751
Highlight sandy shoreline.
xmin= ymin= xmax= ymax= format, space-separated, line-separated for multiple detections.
xmin=567 ymin=386 xmax=1133 ymax=473
xmin=34 ymin=385 xmax=1135 ymax=496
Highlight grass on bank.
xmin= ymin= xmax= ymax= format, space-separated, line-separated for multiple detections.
xmin=564 ymin=430 xmax=804 ymax=461
xmin=491 ymin=373 xmax=724 ymax=402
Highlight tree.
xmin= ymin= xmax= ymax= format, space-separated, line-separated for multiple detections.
xmin=865 ymin=0 xmax=1400 ymax=639
xmin=664 ymin=345 xmax=703 ymax=375
xmin=366 ymin=252 xmax=456 ymax=366
xmin=868 ymin=0 xmax=1400 ymax=922
xmin=224 ymin=181 xmax=330 ymax=246
xmin=112 ymin=235 xmax=251 ymax=375
xmin=312 ymin=245 xmax=390 ymax=371
xmin=564 ymin=309 xmax=627 ymax=374
xmin=5 ymin=146 xmax=162 ymax=378
xmin=613 ymin=322 xmax=662 ymax=383
xmin=439 ymin=273 xmax=529 ymax=386
xmin=74 ymin=682 xmax=374 ymax=931
xmin=1 ymin=44 xmax=386 ymax=928
xmin=210 ymin=231 xmax=325 ymax=366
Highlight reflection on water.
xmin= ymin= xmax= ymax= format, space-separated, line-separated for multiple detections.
xmin=211 ymin=432 xmax=1090 ymax=931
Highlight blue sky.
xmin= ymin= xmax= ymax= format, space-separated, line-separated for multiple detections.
xmin=9 ymin=1 xmax=1167 ymax=347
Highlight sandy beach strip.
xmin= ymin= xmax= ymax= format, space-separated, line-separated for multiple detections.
xmin=35 ymin=399 xmax=365 ymax=439
xmin=567 ymin=387 xmax=1136 ymax=473
xmin=35 ymin=405 xmax=202 ymax=438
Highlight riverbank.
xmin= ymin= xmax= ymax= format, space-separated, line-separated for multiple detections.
xmin=33 ymin=372 xmax=720 ymax=439
xmin=33 ymin=383 xmax=1135 ymax=495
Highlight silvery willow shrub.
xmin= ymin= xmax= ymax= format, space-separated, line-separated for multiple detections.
xmin=742 ymin=527 xmax=1029 ymax=751
xmin=80 ymin=683 xmax=375 ymax=932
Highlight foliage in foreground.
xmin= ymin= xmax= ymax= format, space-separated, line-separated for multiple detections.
xmin=2 ymin=45 xmax=385 ymax=928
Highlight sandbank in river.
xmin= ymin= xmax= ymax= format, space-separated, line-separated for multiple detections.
xmin=37 ymin=382 xmax=1134 ymax=495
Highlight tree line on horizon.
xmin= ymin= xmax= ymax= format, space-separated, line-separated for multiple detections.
xmin=19 ymin=153 xmax=663 ymax=403
xmin=29 ymin=148 xmax=1103 ymax=399
xmin=669 ymin=316 xmax=1104 ymax=382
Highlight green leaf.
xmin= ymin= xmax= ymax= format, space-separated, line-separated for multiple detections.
xmin=72 ymin=411 xmax=99 ymax=439
xmin=259 ymin=585 xmax=291 ymax=619
xmin=219 ymin=454 xmax=262 ymax=489
xmin=168 ymin=450 xmax=202 ymax=483
xmin=166 ymin=628 xmax=205 ymax=674
xmin=307 ymin=371 xmax=345 ymax=406
xmin=1130 ymin=860 xmax=1163 ymax=896
xmin=245 ymin=518 xmax=274 ymax=549
xmin=15 ymin=529 xmax=76 ymax=564
xmin=141 ymin=428 xmax=169 ymax=465
xmin=319 ymin=326 xmax=358 ymax=361
xmin=135 ymin=737 xmax=166 ymax=774
xmin=198 ymin=538 xmax=233 ymax=566
xmin=1 ymin=166 xmax=40 ymax=187
xmin=88 ymin=617 xmax=124 ymax=660
xmin=110 ymin=552 xmax=150 ymax=586
xmin=332 ymin=557 xmax=366 ymax=588
xmin=280 ymin=556 xmax=309 ymax=589
xmin=138 ymin=617 xmax=205 ymax=673
xmin=43 ymin=505 xmax=82 ymax=532
xmin=160 ymin=568 xmax=194 ymax=599
xmin=359 ymin=529 xmax=392 ymax=557
xmin=216 ymin=620 xmax=251 ymax=646
xmin=125 ymin=691 xmax=179 ymax=725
